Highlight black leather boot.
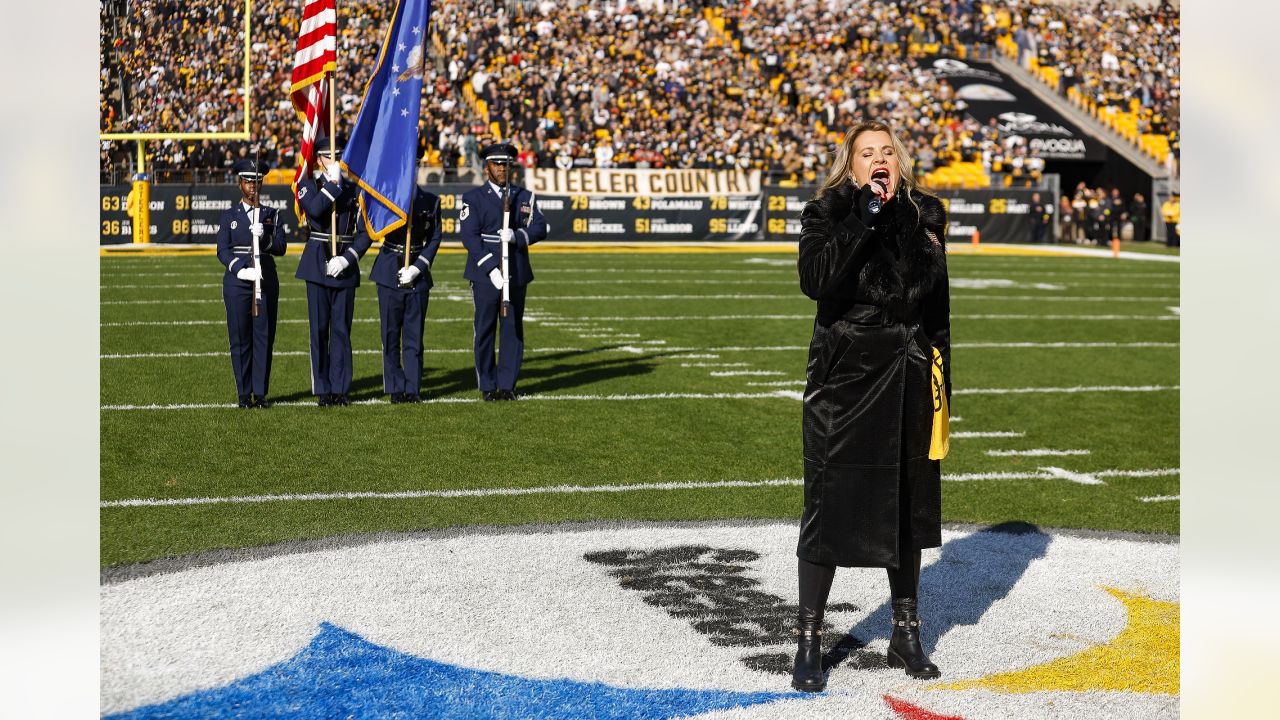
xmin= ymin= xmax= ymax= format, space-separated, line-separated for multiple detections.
xmin=887 ymin=598 xmax=940 ymax=679
xmin=791 ymin=616 xmax=826 ymax=692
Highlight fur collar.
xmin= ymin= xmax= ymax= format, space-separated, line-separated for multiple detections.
xmin=812 ymin=186 xmax=949 ymax=308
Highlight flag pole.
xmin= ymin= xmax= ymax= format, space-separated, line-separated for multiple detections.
xmin=329 ymin=73 xmax=338 ymax=258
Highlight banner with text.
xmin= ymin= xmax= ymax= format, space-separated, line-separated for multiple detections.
xmin=102 ymin=177 xmax=1052 ymax=246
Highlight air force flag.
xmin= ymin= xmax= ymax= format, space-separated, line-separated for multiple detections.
xmin=341 ymin=0 xmax=433 ymax=240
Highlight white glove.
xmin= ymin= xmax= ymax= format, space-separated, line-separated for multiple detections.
xmin=398 ymin=266 xmax=421 ymax=285
xmin=249 ymin=222 xmax=264 ymax=239
xmin=488 ymin=267 xmax=504 ymax=290
xmin=498 ymin=228 xmax=515 ymax=245
xmin=324 ymin=161 xmax=343 ymax=184
xmin=326 ymin=256 xmax=350 ymax=277
xmin=236 ymin=267 xmax=261 ymax=282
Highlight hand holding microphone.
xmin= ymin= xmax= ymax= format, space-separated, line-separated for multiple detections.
xmin=855 ymin=167 xmax=892 ymax=228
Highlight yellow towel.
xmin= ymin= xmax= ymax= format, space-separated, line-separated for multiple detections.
xmin=929 ymin=347 xmax=950 ymax=460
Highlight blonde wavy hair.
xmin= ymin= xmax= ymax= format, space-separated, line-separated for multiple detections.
xmin=816 ymin=120 xmax=930 ymax=215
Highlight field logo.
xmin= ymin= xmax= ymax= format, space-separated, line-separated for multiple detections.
xmin=101 ymin=523 xmax=1179 ymax=719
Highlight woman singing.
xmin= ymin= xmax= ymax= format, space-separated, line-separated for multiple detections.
xmin=792 ymin=121 xmax=951 ymax=691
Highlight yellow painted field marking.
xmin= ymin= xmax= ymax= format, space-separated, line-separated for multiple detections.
xmin=935 ymin=587 xmax=1179 ymax=695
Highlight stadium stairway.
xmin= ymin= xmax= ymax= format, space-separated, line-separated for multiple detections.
xmin=988 ymin=52 xmax=1170 ymax=181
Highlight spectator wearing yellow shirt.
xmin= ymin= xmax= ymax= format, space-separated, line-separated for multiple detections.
xmin=1160 ymin=192 xmax=1180 ymax=248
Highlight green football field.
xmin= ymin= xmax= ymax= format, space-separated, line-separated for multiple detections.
xmin=99 ymin=247 xmax=1179 ymax=567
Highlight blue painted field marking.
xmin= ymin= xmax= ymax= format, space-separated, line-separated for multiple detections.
xmin=107 ymin=623 xmax=802 ymax=719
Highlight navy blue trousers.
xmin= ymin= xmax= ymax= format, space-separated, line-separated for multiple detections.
xmin=471 ymin=280 xmax=527 ymax=392
xmin=305 ymin=282 xmax=357 ymax=396
xmin=223 ymin=276 xmax=279 ymax=401
xmin=377 ymin=285 xmax=430 ymax=395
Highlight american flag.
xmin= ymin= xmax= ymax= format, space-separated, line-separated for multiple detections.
xmin=289 ymin=0 xmax=337 ymax=213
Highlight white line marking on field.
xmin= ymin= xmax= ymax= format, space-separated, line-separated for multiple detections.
xmin=101 ymin=347 xmax=587 ymax=359
xmin=944 ymin=467 xmax=1179 ymax=482
xmin=99 ymin=391 xmax=802 ymax=411
xmin=954 ymin=314 xmax=1178 ymax=321
xmin=708 ymin=370 xmax=786 ymax=377
xmin=1167 ymin=306 xmax=1180 ymax=315
xmin=954 ymin=342 xmax=1178 ymax=349
xmin=679 ymin=362 xmax=748 ymax=368
xmin=1040 ymin=466 xmax=1105 ymax=485
xmin=746 ymin=380 xmax=806 ymax=387
xmin=953 ymin=295 xmax=1178 ymax=302
xmin=742 ymin=257 xmax=794 ymax=266
xmin=99 ymin=466 xmax=1183 ymax=508
xmin=954 ymin=384 xmax=1179 ymax=395
xmin=951 ymin=431 xmax=1026 ymax=438
xmin=102 ymin=314 xmax=1177 ymax=328
xmin=1138 ymin=495 xmax=1180 ymax=503
xmin=100 ymin=478 xmax=809 ymax=508
xmin=987 ymin=448 xmax=1092 ymax=457
xmin=1098 ymin=468 xmax=1181 ymax=478
xmin=669 ymin=354 xmax=721 ymax=359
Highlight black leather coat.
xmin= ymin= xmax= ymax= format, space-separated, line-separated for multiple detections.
xmin=796 ymin=183 xmax=951 ymax=568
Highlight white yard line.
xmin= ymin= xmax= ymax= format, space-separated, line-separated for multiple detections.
xmin=100 ymin=391 xmax=802 ymax=411
xmin=100 ymin=466 xmax=1182 ymax=508
xmin=708 ymin=370 xmax=786 ymax=377
xmin=954 ymin=384 xmax=1178 ymax=395
xmin=1040 ymin=466 xmax=1106 ymax=485
xmin=954 ymin=341 xmax=1178 ymax=348
xmin=1138 ymin=495 xmax=1181 ymax=503
xmin=952 ymin=431 xmax=1026 ymax=438
xmin=102 ymin=347 xmax=587 ymax=359
xmin=987 ymin=449 xmax=1092 ymax=457
xmin=101 ymin=385 xmax=1177 ymax=407
xmin=102 ymin=314 xmax=1177 ymax=327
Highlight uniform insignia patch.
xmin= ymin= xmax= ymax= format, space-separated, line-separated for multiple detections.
xmin=231 ymin=221 xmax=237 ymax=229
xmin=520 ymin=204 xmax=531 ymax=214
xmin=299 ymin=187 xmax=307 ymax=198
xmin=459 ymin=203 xmax=470 ymax=221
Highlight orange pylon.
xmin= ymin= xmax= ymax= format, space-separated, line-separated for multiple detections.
xmin=971 ymin=229 xmax=980 ymax=245
xmin=1111 ymin=238 xmax=1120 ymax=258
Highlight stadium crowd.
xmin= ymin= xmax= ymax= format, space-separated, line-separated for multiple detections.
xmin=1005 ymin=0 xmax=1180 ymax=171
xmin=100 ymin=0 xmax=1179 ymax=185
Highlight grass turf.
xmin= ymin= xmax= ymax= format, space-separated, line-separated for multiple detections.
xmin=100 ymin=249 xmax=1179 ymax=566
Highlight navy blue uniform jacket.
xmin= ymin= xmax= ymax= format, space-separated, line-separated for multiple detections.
xmin=294 ymin=175 xmax=366 ymax=287
xmin=215 ymin=202 xmax=288 ymax=279
xmin=459 ymin=183 xmax=548 ymax=285
xmin=354 ymin=187 xmax=443 ymax=295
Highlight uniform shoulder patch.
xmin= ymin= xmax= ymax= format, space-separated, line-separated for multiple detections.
xmin=459 ymin=202 xmax=470 ymax=221
xmin=231 ymin=220 xmax=238 ymax=230
xmin=298 ymin=186 xmax=307 ymax=198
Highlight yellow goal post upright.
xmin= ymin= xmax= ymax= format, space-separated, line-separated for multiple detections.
xmin=98 ymin=0 xmax=255 ymax=244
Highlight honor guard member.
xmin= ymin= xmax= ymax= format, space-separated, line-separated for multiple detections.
xmin=295 ymin=134 xmax=369 ymax=406
xmin=216 ymin=159 xmax=287 ymax=408
xmin=353 ymin=166 xmax=443 ymax=404
xmin=459 ymin=142 xmax=548 ymax=400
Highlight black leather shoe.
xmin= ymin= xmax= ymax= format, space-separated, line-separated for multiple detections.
xmin=318 ymin=394 xmax=332 ymax=407
xmin=791 ymin=619 xmax=826 ymax=692
xmin=403 ymin=393 xmax=421 ymax=403
xmin=335 ymin=394 xmax=351 ymax=406
xmin=482 ymin=391 xmax=497 ymax=402
xmin=390 ymin=392 xmax=404 ymax=404
xmin=252 ymin=396 xmax=272 ymax=409
xmin=237 ymin=398 xmax=252 ymax=409
xmin=498 ymin=389 xmax=517 ymax=401
xmin=887 ymin=598 xmax=940 ymax=679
